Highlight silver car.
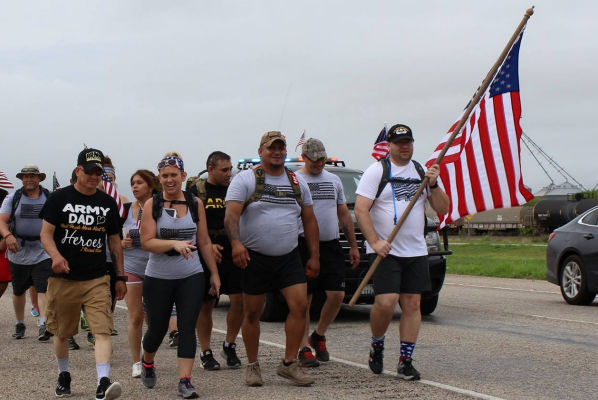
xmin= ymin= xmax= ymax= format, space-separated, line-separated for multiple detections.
xmin=546 ymin=205 xmax=598 ymax=305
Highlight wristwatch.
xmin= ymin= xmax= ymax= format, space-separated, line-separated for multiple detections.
xmin=115 ymin=275 xmax=128 ymax=282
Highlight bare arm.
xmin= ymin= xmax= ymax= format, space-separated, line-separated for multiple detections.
xmin=337 ymin=203 xmax=360 ymax=269
xmin=354 ymin=194 xmax=391 ymax=258
xmin=300 ymin=204 xmax=320 ymax=278
xmin=425 ymin=163 xmax=450 ymax=215
xmin=0 ymin=213 xmax=18 ymax=253
xmin=40 ymin=220 xmax=70 ymax=274
xmin=140 ymin=198 xmax=197 ymax=255
xmin=224 ymin=200 xmax=250 ymax=268
xmin=108 ymin=233 xmax=127 ymax=300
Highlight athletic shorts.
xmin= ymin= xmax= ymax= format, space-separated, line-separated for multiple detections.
xmin=298 ymin=236 xmax=346 ymax=294
xmin=243 ymin=247 xmax=306 ymax=295
xmin=125 ymin=271 xmax=144 ymax=284
xmin=201 ymin=236 xmax=243 ymax=301
xmin=0 ymin=253 xmax=11 ymax=283
xmin=369 ymin=254 xmax=431 ymax=295
xmin=46 ymin=275 xmax=113 ymax=338
xmin=9 ymin=259 xmax=52 ymax=295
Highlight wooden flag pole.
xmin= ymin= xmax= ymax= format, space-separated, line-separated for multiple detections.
xmin=349 ymin=6 xmax=534 ymax=307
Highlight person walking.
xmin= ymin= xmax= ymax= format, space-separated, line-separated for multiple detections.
xmin=295 ymin=139 xmax=360 ymax=367
xmin=122 ymin=169 xmax=161 ymax=378
xmin=354 ymin=124 xmax=449 ymax=380
xmin=0 ymin=164 xmax=52 ymax=341
xmin=139 ymin=152 xmax=220 ymax=399
xmin=40 ymin=148 xmax=126 ymax=399
xmin=188 ymin=151 xmax=243 ymax=371
xmin=225 ymin=131 xmax=319 ymax=387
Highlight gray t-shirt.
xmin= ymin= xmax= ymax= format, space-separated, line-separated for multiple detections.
xmin=122 ymin=205 xmax=149 ymax=277
xmin=296 ymin=169 xmax=346 ymax=241
xmin=225 ymin=168 xmax=313 ymax=256
xmin=145 ymin=208 xmax=203 ymax=279
xmin=0 ymin=191 xmax=50 ymax=265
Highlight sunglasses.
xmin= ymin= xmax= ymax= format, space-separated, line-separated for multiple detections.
xmin=157 ymin=157 xmax=184 ymax=171
xmin=20 ymin=168 xmax=41 ymax=174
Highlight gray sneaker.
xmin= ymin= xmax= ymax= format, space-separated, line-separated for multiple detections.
xmin=276 ymin=359 xmax=314 ymax=386
xmin=141 ymin=362 xmax=157 ymax=388
xmin=177 ymin=377 xmax=199 ymax=399
xmin=245 ymin=361 xmax=263 ymax=387
xmin=12 ymin=322 xmax=25 ymax=339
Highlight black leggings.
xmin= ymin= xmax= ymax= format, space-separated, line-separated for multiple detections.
xmin=142 ymin=272 xmax=204 ymax=359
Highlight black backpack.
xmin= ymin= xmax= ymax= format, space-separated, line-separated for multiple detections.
xmin=151 ymin=191 xmax=199 ymax=223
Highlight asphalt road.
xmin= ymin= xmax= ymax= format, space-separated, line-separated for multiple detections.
xmin=0 ymin=275 xmax=596 ymax=399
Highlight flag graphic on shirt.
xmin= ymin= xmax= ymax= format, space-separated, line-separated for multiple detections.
xmin=102 ymin=173 xmax=125 ymax=218
xmin=425 ymin=31 xmax=533 ymax=229
xmin=295 ymin=130 xmax=306 ymax=152
xmin=0 ymin=170 xmax=14 ymax=189
xmin=371 ymin=126 xmax=388 ymax=160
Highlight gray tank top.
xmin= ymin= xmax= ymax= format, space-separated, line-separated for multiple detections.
xmin=145 ymin=207 xmax=203 ymax=279
xmin=123 ymin=205 xmax=149 ymax=277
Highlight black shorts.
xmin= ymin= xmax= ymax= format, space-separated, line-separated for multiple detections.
xmin=369 ymin=254 xmax=431 ymax=295
xmin=10 ymin=259 xmax=52 ymax=295
xmin=202 ymin=236 xmax=243 ymax=301
xmin=243 ymin=248 xmax=306 ymax=295
xmin=298 ymin=236 xmax=346 ymax=294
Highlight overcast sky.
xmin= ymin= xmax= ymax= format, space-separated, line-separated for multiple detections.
xmin=1 ymin=1 xmax=596 ymax=199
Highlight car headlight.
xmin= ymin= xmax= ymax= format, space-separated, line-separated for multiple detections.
xmin=426 ymin=231 xmax=441 ymax=253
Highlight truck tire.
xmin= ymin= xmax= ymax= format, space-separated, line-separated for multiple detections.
xmin=260 ymin=292 xmax=289 ymax=322
xmin=420 ymin=294 xmax=439 ymax=315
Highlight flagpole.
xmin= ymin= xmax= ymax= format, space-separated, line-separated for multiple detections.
xmin=349 ymin=6 xmax=535 ymax=307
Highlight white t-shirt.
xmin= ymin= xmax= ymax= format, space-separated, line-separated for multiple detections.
xmin=226 ymin=168 xmax=313 ymax=256
xmin=356 ymin=159 xmax=429 ymax=257
xmin=296 ymin=169 xmax=345 ymax=241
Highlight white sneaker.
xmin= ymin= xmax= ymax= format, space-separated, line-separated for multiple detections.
xmin=132 ymin=361 xmax=142 ymax=378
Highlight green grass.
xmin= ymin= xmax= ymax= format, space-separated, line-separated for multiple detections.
xmin=446 ymin=236 xmax=547 ymax=280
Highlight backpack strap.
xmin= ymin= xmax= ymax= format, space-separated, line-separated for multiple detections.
xmin=194 ymin=179 xmax=207 ymax=205
xmin=245 ymin=166 xmax=303 ymax=208
xmin=152 ymin=192 xmax=163 ymax=221
xmin=375 ymin=158 xmax=390 ymax=199
xmin=9 ymin=188 xmax=24 ymax=234
xmin=183 ymin=190 xmax=199 ymax=224
xmin=411 ymin=159 xmax=426 ymax=181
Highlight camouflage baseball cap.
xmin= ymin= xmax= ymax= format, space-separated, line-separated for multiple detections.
xmin=260 ymin=131 xmax=286 ymax=148
xmin=302 ymin=138 xmax=327 ymax=161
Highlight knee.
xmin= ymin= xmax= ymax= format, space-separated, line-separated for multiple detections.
xmin=400 ymin=296 xmax=421 ymax=314
xmin=130 ymin=312 xmax=144 ymax=328
xmin=244 ymin=308 xmax=262 ymax=324
xmin=326 ymin=291 xmax=345 ymax=305
xmin=374 ymin=297 xmax=397 ymax=311
xmin=288 ymin=298 xmax=307 ymax=316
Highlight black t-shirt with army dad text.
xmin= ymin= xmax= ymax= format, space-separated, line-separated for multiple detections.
xmin=40 ymin=185 xmax=121 ymax=281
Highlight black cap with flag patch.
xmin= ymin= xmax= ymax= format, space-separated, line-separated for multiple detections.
xmin=387 ymin=124 xmax=414 ymax=143
xmin=77 ymin=148 xmax=105 ymax=173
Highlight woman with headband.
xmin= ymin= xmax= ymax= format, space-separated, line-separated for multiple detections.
xmin=139 ymin=152 xmax=220 ymax=399
xmin=121 ymin=169 xmax=160 ymax=379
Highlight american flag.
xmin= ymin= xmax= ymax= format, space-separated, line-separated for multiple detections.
xmin=295 ymin=130 xmax=306 ymax=152
xmin=426 ymin=32 xmax=533 ymax=229
xmin=52 ymin=172 xmax=60 ymax=191
xmin=371 ymin=126 xmax=388 ymax=160
xmin=102 ymin=173 xmax=126 ymax=218
xmin=0 ymin=170 xmax=14 ymax=189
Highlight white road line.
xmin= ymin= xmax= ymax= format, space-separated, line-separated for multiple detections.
xmin=445 ymin=282 xmax=559 ymax=294
xmin=115 ymin=303 xmax=505 ymax=400
xmin=530 ymin=314 xmax=598 ymax=326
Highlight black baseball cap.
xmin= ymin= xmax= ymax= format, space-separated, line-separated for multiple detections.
xmin=387 ymin=124 xmax=414 ymax=143
xmin=77 ymin=148 xmax=105 ymax=174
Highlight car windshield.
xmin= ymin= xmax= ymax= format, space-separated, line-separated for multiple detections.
xmin=325 ymin=169 xmax=362 ymax=206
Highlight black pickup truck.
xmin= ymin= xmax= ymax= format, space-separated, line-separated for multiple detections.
xmin=236 ymin=158 xmax=452 ymax=321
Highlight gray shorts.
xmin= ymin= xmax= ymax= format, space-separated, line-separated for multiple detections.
xmin=369 ymin=254 xmax=430 ymax=295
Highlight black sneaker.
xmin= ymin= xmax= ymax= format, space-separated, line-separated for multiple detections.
xmin=86 ymin=332 xmax=95 ymax=347
xmin=168 ymin=330 xmax=179 ymax=347
xmin=141 ymin=362 xmax=157 ymax=388
xmin=38 ymin=324 xmax=54 ymax=341
xmin=369 ymin=344 xmax=384 ymax=374
xmin=68 ymin=337 xmax=80 ymax=350
xmin=55 ymin=371 xmax=71 ymax=397
xmin=95 ymin=377 xmax=121 ymax=400
xmin=220 ymin=342 xmax=241 ymax=369
xmin=309 ymin=331 xmax=330 ymax=362
xmin=12 ymin=322 xmax=25 ymax=339
xmin=200 ymin=349 xmax=221 ymax=371
xmin=298 ymin=347 xmax=320 ymax=368
xmin=397 ymin=357 xmax=421 ymax=380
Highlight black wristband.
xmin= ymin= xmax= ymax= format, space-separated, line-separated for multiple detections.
xmin=429 ymin=182 xmax=439 ymax=189
xmin=115 ymin=275 xmax=128 ymax=282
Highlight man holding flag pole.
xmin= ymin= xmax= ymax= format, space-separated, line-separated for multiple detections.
xmin=352 ymin=6 xmax=535 ymax=380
